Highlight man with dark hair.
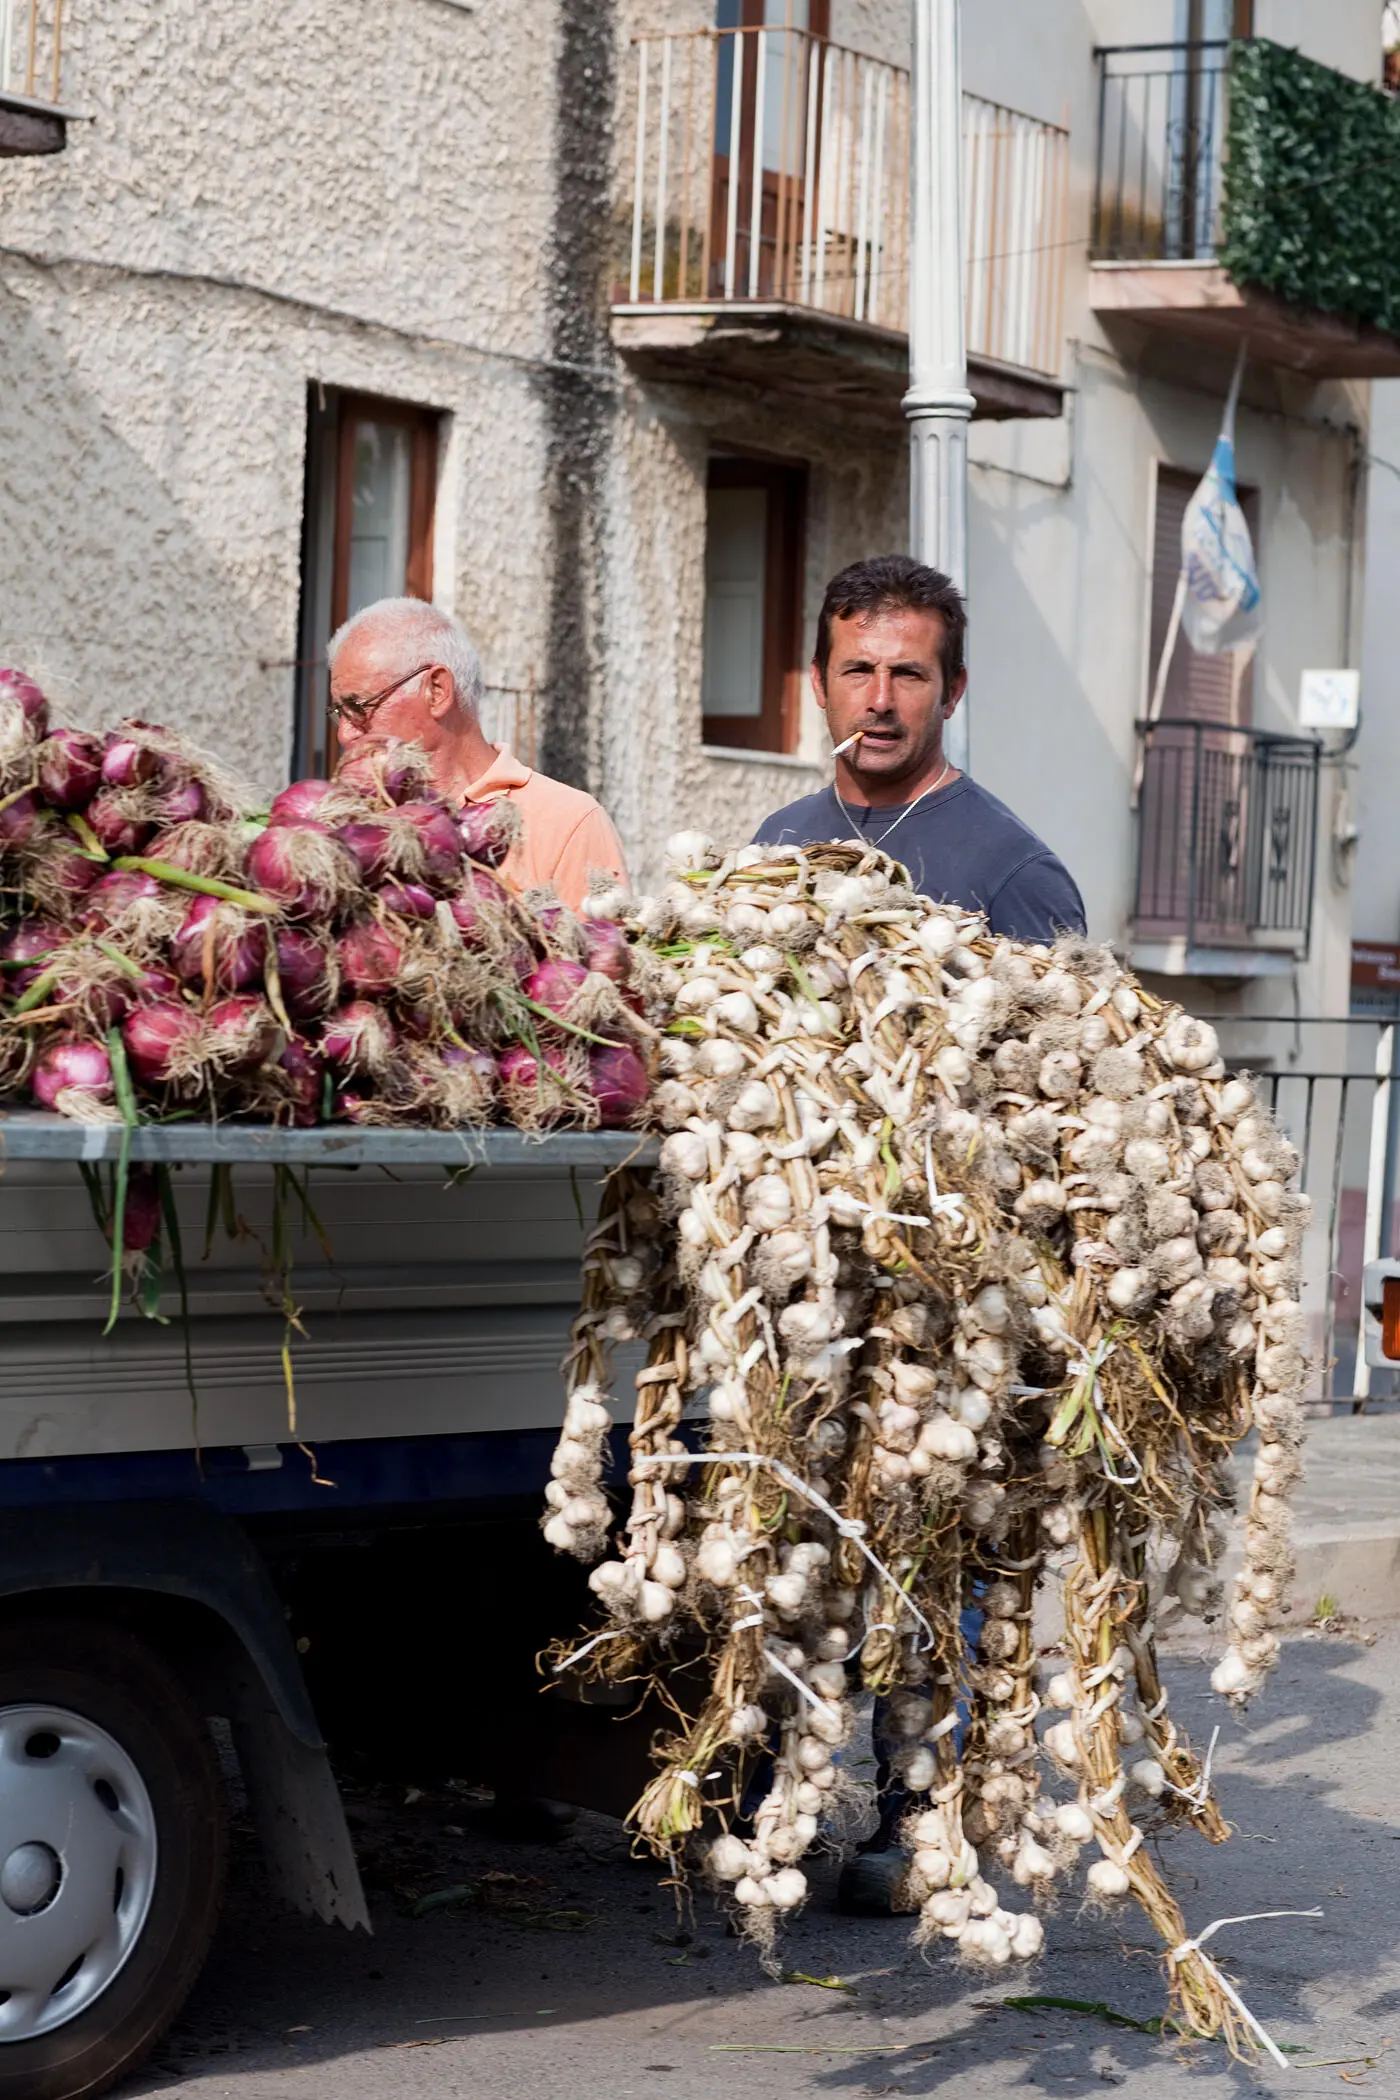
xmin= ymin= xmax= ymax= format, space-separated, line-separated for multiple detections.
xmin=754 ymin=555 xmax=1085 ymax=941
xmin=754 ymin=557 xmax=1083 ymax=1919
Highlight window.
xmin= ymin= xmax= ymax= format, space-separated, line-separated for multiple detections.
xmin=711 ymin=0 xmax=830 ymax=301
xmin=701 ymin=456 xmax=806 ymax=753
xmin=294 ymin=390 xmax=440 ymax=776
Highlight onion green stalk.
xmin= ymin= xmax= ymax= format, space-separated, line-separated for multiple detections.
xmin=65 ymin=810 xmax=107 ymax=858
xmin=112 ymin=855 xmax=280 ymax=913
xmin=102 ymin=1026 xmax=139 ymax=1336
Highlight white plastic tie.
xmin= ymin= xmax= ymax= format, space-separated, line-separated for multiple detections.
xmin=1169 ymin=1909 xmax=1323 ymax=2071
xmin=763 ymin=1646 xmax=840 ymax=1724
xmin=1161 ymin=1724 xmax=1220 ymax=1812
xmin=552 ymin=1628 xmax=628 ymax=1673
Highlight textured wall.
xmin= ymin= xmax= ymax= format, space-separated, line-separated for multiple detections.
xmin=0 ymin=0 xmax=556 ymax=795
xmin=0 ymin=0 xmax=1378 ymax=998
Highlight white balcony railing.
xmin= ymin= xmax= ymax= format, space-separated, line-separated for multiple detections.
xmin=963 ymin=91 xmax=1070 ymax=379
xmin=0 ymin=0 xmax=66 ymax=105
xmin=620 ymin=27 xmax=1069 ymax=381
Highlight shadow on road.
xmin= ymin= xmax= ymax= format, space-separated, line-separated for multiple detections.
xmin=129 ymin=1636 xmax=1397 ymax=2095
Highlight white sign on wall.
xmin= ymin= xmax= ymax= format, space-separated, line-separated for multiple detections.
xmin=1298 ymin=668 xmax=1360 ymax=730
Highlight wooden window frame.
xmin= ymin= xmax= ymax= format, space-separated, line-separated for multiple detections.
xmin=734 ymin=0 xmax=829 ymax=32
xmin=294 ymin=388 xmax=439 ymax=777
xmin=329 ymin=393 xmax=438 ymax=632
xmin=712 ymin=2 xmax=830 ymax=301
xmin=701 ymin=455 xmax=807 ymax=755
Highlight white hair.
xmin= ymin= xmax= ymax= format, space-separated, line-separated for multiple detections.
xmin=327 ymin=597 xmax=484 ymax=717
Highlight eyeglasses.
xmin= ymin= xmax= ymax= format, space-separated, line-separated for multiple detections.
xmin=327 ymin=661 xmax=435 ymax=728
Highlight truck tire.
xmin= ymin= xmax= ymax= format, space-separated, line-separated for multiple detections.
xmin=0 ymin=1616 xmax=227 ymax=2100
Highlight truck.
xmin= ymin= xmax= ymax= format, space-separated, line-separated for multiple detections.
xmin=0 ymin=1113 xmax=652 ymax=2099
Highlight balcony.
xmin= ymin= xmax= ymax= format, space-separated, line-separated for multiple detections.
xmin=1131 ymin=718 xmax=1321 ymax=977
xmin=1090 ymin=39 xmax=1400 ymax=378
xmin=612 ymin=25 xmax=1069 ymax=424
xmin=0 ymin=0 xmax=75 ymax=155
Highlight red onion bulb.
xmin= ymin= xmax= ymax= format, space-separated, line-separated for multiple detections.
xmin=122 ymin=1165 xmax=162 ymax=1252
xmin=581 ymin=918 xmax=631 ymax=985
xmin=376 ymin=741 xmax=434 ymax=805
xmin=269 ymin=779 xmax=337 ymax=827
xmin=123 ymin=1000 xmax=203 ymax=1085
xmin=337 ymin=922 xmax=403 ymax=998
xmin=100 ymin=736 xmax=159 ymax=789
xmin=1 ymin=919 xmax=62 ymax=991
xmin=335 ymin=819 xmax=393 ymax=884
xmin=0 ymin=668 xmax=49 ymax=733
xmin=86 ymin=790 xmax=155 ymax=856
xmin=590 ymin=1040 xmax=649 ymax=1127
xmin=321 ymin=1000 xmax=397 ymax=1074
xmin=498 ymin=1042 xmax=571 ymax=1090
xmin=377 ymin=879 xmax=436 ymax=920
xmin=458 ymin=799 xmax=515 ymax=868
xmin=525 ymin=958 xmax=589 ymax=1017
xmin=171 ymin=894 xmax=263 ymax=992
xmin=0 ymin=791 xmax=41 ymax=851
xmin=396 ymin=802 xmax=464 ymax=889
xmin=36 ymin=728 xmax=104 ymax=811
xmin=274 ymin=927 xmax=335 ymax=1020
xmin=151 ymin=776 xmax=207 ymax=826
xmin=244 ymin=822 xmax=359 ymax=919
xmin=81 ymin=870 xmax=162 ymax=931
xmin=206 ymin=994 xmax=278 ymax=1071
xmin=32 ymin=1037 xmax=113 ymax=1110
xmin=273 ymin=1036 xmax=325 ymax=1126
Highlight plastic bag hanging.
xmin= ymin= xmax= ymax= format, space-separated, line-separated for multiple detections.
xmin=1179 ymin=347 xmax=1262 ymax=659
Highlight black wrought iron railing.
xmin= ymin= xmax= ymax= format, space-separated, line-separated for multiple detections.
xmin=1092 ymin=40 xmax=1230 ymax=261
xmin=1133 ymin=718 xmax=1320 ymax=954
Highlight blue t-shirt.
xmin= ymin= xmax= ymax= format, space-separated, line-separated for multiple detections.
xmin=753 ymin=776 xmax=1086 ymax=942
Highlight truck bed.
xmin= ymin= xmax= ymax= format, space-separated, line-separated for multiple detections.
xmin=0 ymin=1114 xmax=654 ymax=1486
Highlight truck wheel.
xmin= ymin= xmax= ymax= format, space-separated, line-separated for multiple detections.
xmin=0 ymin=1616 xmax=226 ymax=2100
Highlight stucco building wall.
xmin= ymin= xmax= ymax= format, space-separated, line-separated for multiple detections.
xmin=0 ymin=0 xmax=1383 ymax=995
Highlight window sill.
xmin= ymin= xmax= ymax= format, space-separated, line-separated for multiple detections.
xmin=702 ymin=744 xmax=825 ymax=772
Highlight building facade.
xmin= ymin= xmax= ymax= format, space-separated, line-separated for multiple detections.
xmin=4 ymin=0 xmax=1399 ymax=1381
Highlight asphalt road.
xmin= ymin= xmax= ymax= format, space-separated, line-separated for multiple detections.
xmin=126 ymin=1626 xmax=1399 ymax=2099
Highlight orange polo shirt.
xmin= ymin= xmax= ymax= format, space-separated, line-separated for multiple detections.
xmin=464 ymin=745 xmax=629 ymax=911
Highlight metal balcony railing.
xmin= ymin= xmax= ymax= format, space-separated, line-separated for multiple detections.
xmin=620 ymin=26 xmax=1069 ymax=378
xmin=1092 ymin=40 xmax=1229 ymax=261
xmin=0 ymin=0 xmax=66 ymax=106
xmin=1133 ymin=718 xmax=1320 ymax=955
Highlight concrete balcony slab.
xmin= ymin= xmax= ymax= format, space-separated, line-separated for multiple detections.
xmin=1090 ymin=261 xmax=1400 ymax=380
xmin=611 ymin=302 xmax=1065 ymax=425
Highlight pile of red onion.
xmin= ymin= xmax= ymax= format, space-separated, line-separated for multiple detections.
xmin=0 ymin=673 xmax=653 ymax=1131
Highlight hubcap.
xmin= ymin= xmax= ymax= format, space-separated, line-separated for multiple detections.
xmin=0 ymin=1706 xmax=158 ymax=2041
xmin=0 ymin=1843 xmax=60 ymax=1915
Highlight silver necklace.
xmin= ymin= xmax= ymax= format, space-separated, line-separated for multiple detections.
xmin=835 ymin=759 xmax=953 ymax=850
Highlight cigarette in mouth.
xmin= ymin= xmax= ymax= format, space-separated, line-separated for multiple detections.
xmin=832 ymin=730 xmax=866 ymax=757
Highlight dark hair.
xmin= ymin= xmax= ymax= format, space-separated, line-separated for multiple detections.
xmin=813 ymin=554 xmax=967 ymax=692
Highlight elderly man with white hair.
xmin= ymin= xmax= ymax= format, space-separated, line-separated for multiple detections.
xmin=327 ymin=598 xmax=628 ymax=911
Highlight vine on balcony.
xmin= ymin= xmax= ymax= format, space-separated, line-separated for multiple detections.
xmin=1221 ymin=37 xmax=1400 ymax=336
